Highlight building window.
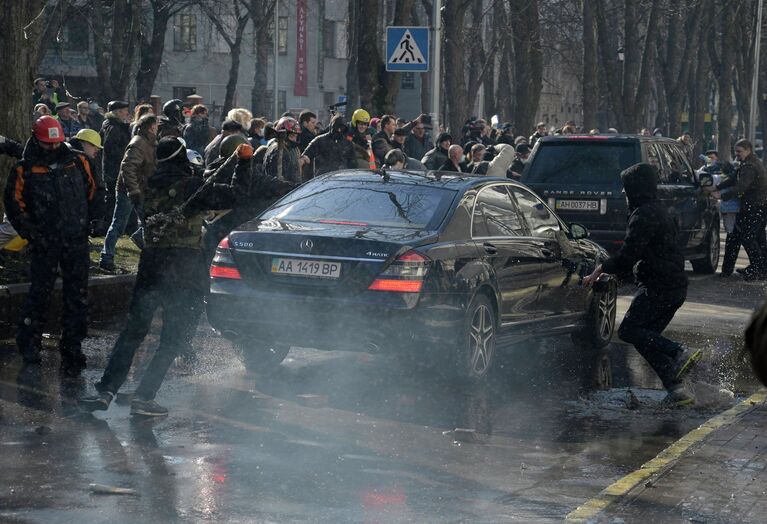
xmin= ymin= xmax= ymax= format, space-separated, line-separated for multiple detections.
xmin=174 ymin=13 xmax=197 ymax=52
xmin=173 ymin=87 xmax=197 ymax=100
xmin=278 ymin=17 xmax=288 ymax=55
xmin=401 ymin=72 xmax=415 ymax=90
xmin=323 ymin=20 xmax=336 ymax=58
xmin=278 ymin=90 xmax=287 ymax=116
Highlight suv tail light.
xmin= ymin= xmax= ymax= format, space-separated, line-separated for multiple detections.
xmin=368 ymin=251 xmax=429 ymax=293
xmin=210 ymin=237 xmax=242 ymax=280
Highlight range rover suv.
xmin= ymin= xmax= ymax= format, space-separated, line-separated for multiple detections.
xmin=521 ymin=134 xmax=720 ymax=273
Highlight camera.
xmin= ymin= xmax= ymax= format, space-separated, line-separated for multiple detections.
xmin=421 ymin=114 xmax=432 ymax=125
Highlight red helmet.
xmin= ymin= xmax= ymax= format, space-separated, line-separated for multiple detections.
xmin=275 ymin=116 xmax=300 ymax=134
xmin=33 ymin=116 xmax=65 ymax=143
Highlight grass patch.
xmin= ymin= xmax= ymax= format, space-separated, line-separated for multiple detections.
xmin=0 ymin=236 xmax=141 ymax=285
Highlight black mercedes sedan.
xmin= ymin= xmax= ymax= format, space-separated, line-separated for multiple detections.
xmin=206 ymin=170 xmax=617 ymax=381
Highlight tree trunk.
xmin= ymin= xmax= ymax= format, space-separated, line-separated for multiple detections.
xmin=708 ymin=0 xmax=737 ymax=161
xmin=495 ymin=3 xmax=512 ymax=123
xmin=442 ymin=0 xmax=470 ymax=134
xmin=136 ymin=1 xmax=174 ymax=103
xmin=91 ymin=0 xmax=142 ymax=102
xmin=0 ymin=0 xmax=50 ymax=215
xmin=510 ymin=0 xmax=543 ymax=135
xmin=223 ymin=23 xmax=247 ymax=115
xmin=345 ymin=0 xmax=360 ymax=111
xmin=250 ymin=0 xmax=275 ymax=118
xmin=581 ymin=0 xmax=598 ymax=130
xmin=356 ymin=0 xmax=382 ymax=111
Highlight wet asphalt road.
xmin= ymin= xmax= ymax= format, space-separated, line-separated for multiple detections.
xmin=0 ymin=265 xmax=764 ymax=523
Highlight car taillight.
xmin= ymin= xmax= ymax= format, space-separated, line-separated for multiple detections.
xmin=210 ymin=237 xmax=242 ymax=280
xmin=368 ymin=250 xmax=429 ymax=293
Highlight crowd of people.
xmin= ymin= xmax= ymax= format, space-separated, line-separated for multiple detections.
xmin=3 ymin=74 xmax=767 ymax=415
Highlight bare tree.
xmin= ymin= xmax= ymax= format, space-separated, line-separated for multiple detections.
xmin=91 ymin=0 xmax=143 ymax=102
xmin=442 ymin=0 xmax=471 ymax=134
xmin=582 ymin=0 xmax=598 ymax=130
xmin=136 ymin=0 xmax=195 ymax=102
xmin=198 ymin=0 xmax=249 ymax=116
xmin=708 ymin=0 xmax=738 ymax=161
xmin=509 ymin=0 xmax=543 ymax=134
xmin=0 ymin=0 xmax=63 ymax=215
xmin=594 ymin=0 xmax=661 ymax=132
xmin=246 ymin=0 xmax=275 ymax=118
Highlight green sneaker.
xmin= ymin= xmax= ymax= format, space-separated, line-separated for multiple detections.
xmin=663 ymin=384 xmax=695 ymax=407
xmin=674 ymin=348 xmax=703 ymax=381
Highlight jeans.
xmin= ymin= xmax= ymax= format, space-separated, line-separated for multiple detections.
xmin=618 ymin=286 xmax=687 ymax=390
xmin=100 ymin=191 xmax=142 ymax=265
xmin=96 ymin=248 xmax=205 ymax=400
xmin=17 ymin=238 xmax=89 ymax=356
xmin=722 ymin=203 xmax=767 ymax=275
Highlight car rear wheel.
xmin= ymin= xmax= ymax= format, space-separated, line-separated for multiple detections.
xmin=448 ymin=294 xmax=497 ymax=381
xmin=234 ymin=339 xmax=290 ymax=374
xmin=691 ymin=225 xmax=720 ymax=274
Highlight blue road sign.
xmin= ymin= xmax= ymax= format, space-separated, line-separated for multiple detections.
xmin=386 ymin=26 xmax=429 ymax=72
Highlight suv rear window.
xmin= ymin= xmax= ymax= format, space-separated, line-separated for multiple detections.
xmin=261 ymin=180 xmax=456 ymax=230
xmin=524 ymin=141 xmax=638 ymax=186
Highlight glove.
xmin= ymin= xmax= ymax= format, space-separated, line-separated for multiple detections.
xmin=129 ymin=192 xmax=143 ymax=207
xmin=486 ymin=145 xmax=496 ymax=156
xmin=721 ymin=162 xmax=734 ymax=175
xmin=236 ymin=143 xmax=254 ymax=159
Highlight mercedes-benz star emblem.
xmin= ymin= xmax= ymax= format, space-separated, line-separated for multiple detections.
xmin=300 ymin=239 xmax=314 ymax=252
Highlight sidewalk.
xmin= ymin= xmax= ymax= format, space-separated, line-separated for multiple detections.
xmin=567 ymin=390 xmax=767 ymax=523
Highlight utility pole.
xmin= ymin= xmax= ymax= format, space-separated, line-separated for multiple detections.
xmin=750 ymin=0 xmax=763 ymax=142
xmin=273 ymin=0 xmax=280 ymax=120
xmin=431 ymin=0 xmax=442 ymax=131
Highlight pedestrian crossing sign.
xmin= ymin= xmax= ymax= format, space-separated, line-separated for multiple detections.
xmin=386 ymin=26 xmax=429 ymax=72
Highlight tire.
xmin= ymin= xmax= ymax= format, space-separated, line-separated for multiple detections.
xmin=691 ymin=224 xmax=720 ymax=274
xmin=447 ymin=294 xmax=497 ymax=381
xmin=572 ymin=278 xmax=617 ymax=350
xmin=234 ymin=339 xmax=290 ymax=374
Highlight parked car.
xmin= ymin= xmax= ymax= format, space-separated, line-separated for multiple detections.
xmin=206 ymin=170 xmax=616 ymax=381
xmin=522 ymin=135 xmax=721 ymax=273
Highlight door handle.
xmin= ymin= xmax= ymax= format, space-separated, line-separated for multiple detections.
xmin=541 ymin=248 xmax=556 ymax=259
xmin=483 ymin=242 xmax=498 ymax=255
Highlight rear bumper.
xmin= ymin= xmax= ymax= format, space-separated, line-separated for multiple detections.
xmin=205 ymin=281 xmax=465 ymax=353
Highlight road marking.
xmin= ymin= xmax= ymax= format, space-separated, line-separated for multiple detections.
xmin=566 ymin=388 xmax=767 ymax=522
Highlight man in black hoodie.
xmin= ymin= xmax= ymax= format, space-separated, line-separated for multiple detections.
xmin=583 ymin=163 xmax=702 ymax=406
xmin=301 ymin=115 xmax=356 ymax=176
xmin=421 ymin=132 xmax=452 ymax=170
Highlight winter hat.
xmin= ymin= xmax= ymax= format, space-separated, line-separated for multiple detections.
xmin=436 ymin=132 xmax=452 ymax=146
xmin=515 ymin=143 xmax=531 ymax=155
xmin=157 ymin=137 xmax=188 ymax=164
xmin=222 ymin=119 xmax=244 ymax=132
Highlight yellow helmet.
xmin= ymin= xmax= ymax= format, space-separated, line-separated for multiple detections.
xmin=74 ymin=128 xmax=103 ymax=149
xmin=351 ymin=109 xmax=370 ymax=127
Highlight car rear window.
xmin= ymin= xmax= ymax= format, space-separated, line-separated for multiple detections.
xmin=524 ymin=141 xmax=638 ymax=186
xmin=260 ymin=179 xmax=456 ymax=230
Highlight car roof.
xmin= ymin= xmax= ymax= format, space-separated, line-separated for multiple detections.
xmin=537 ymin=134 xmax=680 ymax=144
xmin=319 ymin=169 xmax=522 ymax=191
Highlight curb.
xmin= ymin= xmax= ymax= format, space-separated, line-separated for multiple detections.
xmin=0 ymin=274 xmax=136 ymax=339
xmin=566 ymin=388 xmax=767 ymax=522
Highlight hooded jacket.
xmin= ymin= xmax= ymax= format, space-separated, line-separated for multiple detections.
xmin=422 ymin=132 xmax=452 ymax=170
xmin=601 ymin=163 xmax=687 ymax=291
xmin=264 ymin=137 xmax=303 ymax=184
xmin=302 ymin=115 xmax=356 ymax=176
xmin=100 ymin=112 xmax=131 ymax=186
xmin=4 ymin=138 xmax=96 ymax=240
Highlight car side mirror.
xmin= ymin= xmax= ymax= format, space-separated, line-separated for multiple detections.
xmin=570 ymin=223 xmax=589 ymax=240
